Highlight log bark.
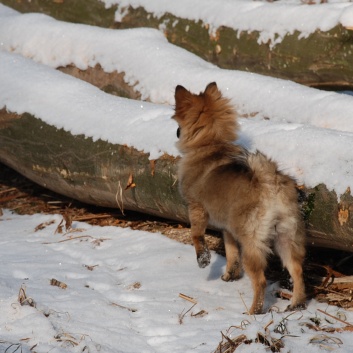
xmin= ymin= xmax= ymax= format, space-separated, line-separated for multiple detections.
xmin=0 ymin=110 xmax=187 ymax=222
xmin=2 ymin=0 xmax=353 ymax=89
xmin=1 ymin=109 xmax=353 ymax=252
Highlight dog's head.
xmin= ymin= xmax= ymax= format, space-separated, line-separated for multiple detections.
xmin=172 ymin=82 xmax=239 ymax=153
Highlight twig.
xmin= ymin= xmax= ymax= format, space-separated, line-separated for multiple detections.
xmin=264 ymin=319 xmax=274 ymax=331
xmin=0 ymin=187 xmax=17 ymax=194
xmin=317 ymin=309 xmax=353 ymax=327
xmin=73 ymin=214 xmax=112 ymax=222
xmin=179 ymin=293 xmax=197 ymax=304
xmin=238 ymin=291 xmax=255 ymax=320
xmin=42 ymin=235 xmax=94 ymax=244
xmin=0 ymin=193 xmax=27 ymax=203
xmin=115 ymin=181 xmax=125 ymax=216
xmin=179 ymin=303 xmax=197 ymax=324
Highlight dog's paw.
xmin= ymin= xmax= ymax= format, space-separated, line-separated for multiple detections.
xmin=285 ymin=302 xmax=307 ymax=312
xmin=221 ymin=264 xmax=242 ymax=282
xmin=221 ymin=273 xmax=233 ymax=282
xmin=221 ymin=272 xmax=241 ymax=282
xmin=197 ymin=249 xmax=211 ymax=268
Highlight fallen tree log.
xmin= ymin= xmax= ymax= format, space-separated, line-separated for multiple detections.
xmin=0 ymin=110 xmax=186 ymax=222
xmin=2 ymin=0 xmax=353 ymax=89
xmin=1 ymin=110 xmax=353 ymax=252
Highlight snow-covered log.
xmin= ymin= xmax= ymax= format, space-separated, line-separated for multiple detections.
xmin=2 ymin=0 xmax=353 ymax=88
xmin=1 ymin=108 xmax=353 ymax=252
xmin=0 ymin=6 xmax=353 ymax=252
xmin=0 ymin=109 xmax=186 ymax=221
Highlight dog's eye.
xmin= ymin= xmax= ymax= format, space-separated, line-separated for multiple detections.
xmin=176 ymin=127 xmax=180 ymax=138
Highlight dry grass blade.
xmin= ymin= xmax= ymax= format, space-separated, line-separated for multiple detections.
xmin=309 ymin=334 xmax=343 ymax=350
xmin=213 ymin=333 xmax=248 ymax=353
xmin=55 ymin=219 xmax=64 ymax=234
xmin=73 ymin=213 xmax=111 ymax=222
xmin=18 ymin=285 xmax=36 ymax=308
xmin=257 ymin=332 xmax=284 ymax=352
xmin=110 ymin=302 xmax=138 ymax=313
xmin=43 ymin=235 xmax=92 ymax=244
xmin=301 ymin=322 xmax=336 ymax=333
xmin=54 ymin=333 xmax=79 ymax=347
xmin=317 ymin=308 xmax=353 ymax=326
xmin=0 ymin=187 xmax=17 ymax=194
xmin=4 ymin=343 xmax=22 ymax=353
xmin=0 ymin=193 xmax=27 ymax=203
xmin=179 ymin=303 xmax=196 ymax=324
xmin=238 ymin=291 xmax=254 ymax=319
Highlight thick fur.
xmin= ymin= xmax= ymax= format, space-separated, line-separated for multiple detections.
xmin=173 ymin=82 xmax=306 ymax=315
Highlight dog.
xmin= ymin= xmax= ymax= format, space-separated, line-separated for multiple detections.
xmin=172 ymin=82 xmax=306 ymax=315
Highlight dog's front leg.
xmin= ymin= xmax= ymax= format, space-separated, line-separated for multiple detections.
xmin=188 ymin=202 xmax=210 ymax=268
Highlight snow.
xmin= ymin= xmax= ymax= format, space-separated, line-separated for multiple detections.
xmin=1 ymin=209 xmax=353 ymax=353
xmin=103 ymin=0 xmax=353 ymax=47
xmin=0 ymin=4 xmax=353 ymax=195
xmin=1 ymin=3 xmax=353 ymax=351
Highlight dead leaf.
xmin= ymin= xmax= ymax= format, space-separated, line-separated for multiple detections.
xmin=150 ymin=159 xmax=156 ymax=176
xmin=55 ymin=219 xmax=64 ymax=234
xmin=191 ymin=309 xmax=208 ymax=318
xmin=125 ymin=173 xmax=136 ymax=190
xmin=50 ymin=278 xmax=67 ymax=289
xmin=338 ymin=207 xmax=349 ymax=226
xmin=63 ymin=211 xmax=72 ymax=230
xmin=35 ymin=219 xmax=55 ymax=231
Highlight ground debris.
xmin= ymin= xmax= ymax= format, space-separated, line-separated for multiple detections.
xmin=314 ymin=265 xmax=353 ymax=309
xmin=18 ymin=285 xmax=36 ymax=308
xmin=1 ymin=163 xmax=353 ymax=310
xmin=50 ymin=278 xmax=68 ymax=289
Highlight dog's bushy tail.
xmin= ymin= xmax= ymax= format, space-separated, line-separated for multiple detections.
xmin=247 ymin=151 xmax=279 ymax=185
xmin=248 ymin=151 xmax=298 ymax=203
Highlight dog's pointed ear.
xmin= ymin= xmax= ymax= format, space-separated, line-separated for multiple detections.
xmin=204 ymin=82 xmax=222 ymax=102
xmin=175 ymin=85 xmax=190 ymax=103
xmin=204 ymin=82 xmax=219 ymax=95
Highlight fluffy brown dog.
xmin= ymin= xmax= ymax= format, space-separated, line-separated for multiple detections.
xmin=173 ymin=82 xmax=306 ymax=315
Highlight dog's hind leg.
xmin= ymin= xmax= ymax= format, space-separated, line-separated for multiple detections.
xmin=241 ymin=241 xmax=268 ymax=315
xmin=275 ymin=219 xmax=306 ymax=311
xmin=222 ymin=231 xmax=242 ymax=281
xmin=188 ymin=202 xmax=210 ymax=268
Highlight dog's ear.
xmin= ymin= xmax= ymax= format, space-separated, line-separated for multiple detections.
xmin=175 ymin=85 xmax=191 ymax=104
xmin=204 ymin=82 xmax=219 ymax=96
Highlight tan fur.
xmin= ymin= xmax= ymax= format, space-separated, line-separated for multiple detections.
xmin=173 ymin=82 xmax=306 ymax=315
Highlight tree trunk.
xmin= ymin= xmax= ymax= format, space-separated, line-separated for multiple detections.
xmin=1 ymin=109 xmax=353 ymax=252
xmin=2 ymin=0 xmax=353 ymax=89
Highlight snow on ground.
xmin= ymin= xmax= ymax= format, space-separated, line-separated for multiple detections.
xmin=1 ymin=3 xmax=353 ymax=352
xmin=1 ymin=209 xmax=353 ymax=353
xmin=1 ymin=5 xmax=353 ymax=195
